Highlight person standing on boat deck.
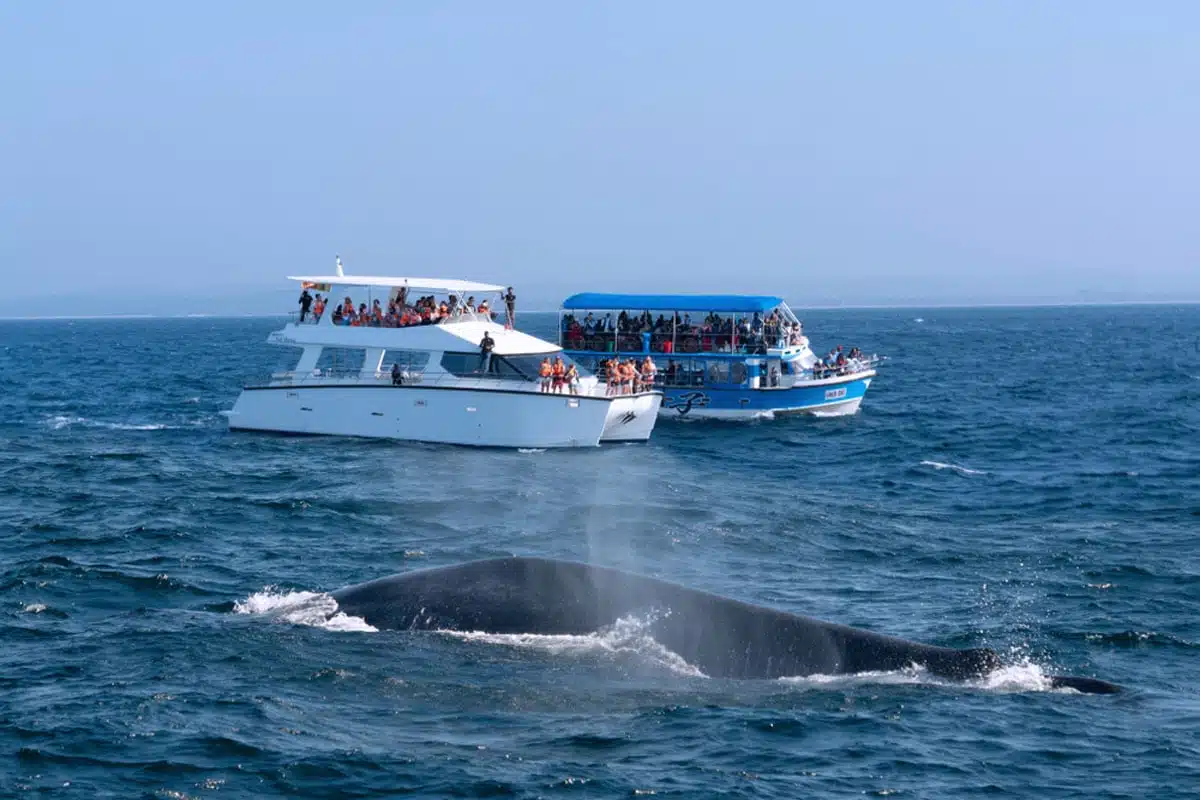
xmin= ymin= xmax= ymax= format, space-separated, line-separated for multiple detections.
xmin=298 ymin=288 xmax=313 ymax=322
xmin=641 ymin=356 xmax=657 ymax=389
xmin=503 ymin=287 xmax=516 ymax=330
xmin=478 ymin=331 xmax=495 ymax=373
xmin=391 ymin=363 xmax=404 ymax=386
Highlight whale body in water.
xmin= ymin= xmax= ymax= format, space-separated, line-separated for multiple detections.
xmin=331 ymin=556 xmax=1119 ymax=694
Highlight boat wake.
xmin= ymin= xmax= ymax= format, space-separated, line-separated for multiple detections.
xmin=920 ymin=460 xmax=987 ymax=476
xmin=44 ymin=415 xmax=177 ymax=432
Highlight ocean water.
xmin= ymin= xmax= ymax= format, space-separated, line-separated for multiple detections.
xmin=1 ymin=306 xmax=1198 ymax=798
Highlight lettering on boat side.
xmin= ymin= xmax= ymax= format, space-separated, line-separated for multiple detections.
xmin=414 ymin=400 xmax=426 ymax=407
xmin=825 ymin=387 xmax=847 ymax=401
xmin=663 ymin=392 xmax=711 ymax=416
xmin=620 ymin=411 xmax=637 ymax=424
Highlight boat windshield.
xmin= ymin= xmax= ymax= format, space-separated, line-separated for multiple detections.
xmin=439 ymin=352 xmax=592 ymax=380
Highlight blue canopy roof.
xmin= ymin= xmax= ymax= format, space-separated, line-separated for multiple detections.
xmin=561 ymin=293 xmax=784 ymax=313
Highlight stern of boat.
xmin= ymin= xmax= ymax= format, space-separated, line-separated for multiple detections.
xmin=601 ymin=391 xmax=663 ymax=442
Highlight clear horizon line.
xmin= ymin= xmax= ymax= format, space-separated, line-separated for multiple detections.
xmin=1 ymin=298 xmax=1198 ymax=321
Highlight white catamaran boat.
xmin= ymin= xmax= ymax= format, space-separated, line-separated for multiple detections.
xmin=227 ymin=265 xmax=662 ymax=448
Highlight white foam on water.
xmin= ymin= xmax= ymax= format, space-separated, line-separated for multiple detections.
xmin=779 ymin=661 xmax=1068 ymax=694
xmin=920 ymin=460 xmax=987 ymax=476
xmin=45 ymin=415 xmax=174 ymax=431
xmin=914 ymin=317 xmax=925 ymax=322
xmin=437 ymin=615 xmax=707 ymax=678
xmin=517 ymin=448 xmax=547 ymax=454
xmin=779 ymin=665 xmax=936 ymax=689
xmin=749 ymin=410 xmax=777 ymax=421
xmin=968 ymin=662 xmax=1056 ymax=693
xmin=810 ymin=407 xmax=854 ymax=419
xmin=23 ymin=603 xmax=47 ymax=613
xmin=233 ymin=588 xmax=377 ymax=632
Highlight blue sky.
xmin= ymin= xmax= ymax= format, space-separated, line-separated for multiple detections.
xmin=2 ymin=1 xmax=1197 ymax=315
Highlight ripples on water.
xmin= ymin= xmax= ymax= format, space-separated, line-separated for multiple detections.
xmin=2 ymin=307 xmax=1198 ymax=797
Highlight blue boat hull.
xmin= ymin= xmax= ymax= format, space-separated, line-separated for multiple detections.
xmin=658 ymin=372 xmax=874 ymax=419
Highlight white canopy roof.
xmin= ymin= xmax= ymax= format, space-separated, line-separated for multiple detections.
xmin=288 ymin=275 xmax=506 ymax=294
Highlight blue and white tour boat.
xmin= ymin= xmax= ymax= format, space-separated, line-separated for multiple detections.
xmin=558 ymin=293 xmax=879 ymax=419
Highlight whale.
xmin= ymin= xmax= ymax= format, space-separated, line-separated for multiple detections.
xmin=331 ymin=556 xmax=1120 ymax=694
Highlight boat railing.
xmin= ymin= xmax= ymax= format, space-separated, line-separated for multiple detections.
xmin=561 ymin=329 xmax=803 ymax=355
xmin=289 ymin=311 xmax=324 ymax=325
xmin=586 ymin=356 xmax=879 ymax=390
xmin=263 ymin=367 xmax=612 ymax=397
xmin=286 ymin=309 xmax=499 ymax=328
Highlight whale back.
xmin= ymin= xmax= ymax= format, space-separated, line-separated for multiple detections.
xmin=331 ymin=556 xmax=1000 ymax=681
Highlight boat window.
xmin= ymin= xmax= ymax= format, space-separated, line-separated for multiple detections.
xmin=707 ymin=361 xmax=730 ymax=384
xmin=440 ymin=351 xmax=592 ymax=380
xmin=385 ymin=349 xmax=430 ymax=372
xmin=440 ymin=352 xmax=489 ymax=377
xmin=660 ymin=359 xmax=705 ymax=387
xmin=315 ymin=347 xmax=364 ymax=376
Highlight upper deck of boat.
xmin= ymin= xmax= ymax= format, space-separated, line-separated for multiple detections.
xmin=278 ymin=271 xmax=556 ymax=357
xmin=558 ymin=292 xmax=806 ymax=357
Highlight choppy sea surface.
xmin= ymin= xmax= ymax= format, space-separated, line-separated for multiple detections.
xmin=2 ymin=306 xmax=1198 ymax=798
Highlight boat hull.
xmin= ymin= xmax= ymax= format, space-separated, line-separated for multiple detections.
xmin=600 ymin=392 xmax=664 ymax=442
xmin=228 ymin=385 xmax=615 ymax=448
xmin=659 ymin=373 xmax=873 ymax=420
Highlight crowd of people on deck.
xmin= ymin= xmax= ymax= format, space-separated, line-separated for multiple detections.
xmin=536 ymin=356 xmax=582 ymax=395
xmin=810 ymin=346 xmax=868 ymax=378
xmin=298 ymin=286 xmax=518 ymax=329
xmin=560 ymin=309 xmax=806 ymax=354
xmin=594 ymin=356 xmax=657 ymax=395
xmin=528 ymin=354 xmax=658 ymax=396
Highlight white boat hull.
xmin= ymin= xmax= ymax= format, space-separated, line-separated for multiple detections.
xmin=228 ymin=385 xmax=616 ymax=448
xmin=600 ymin=392 xmax=663 ymax=441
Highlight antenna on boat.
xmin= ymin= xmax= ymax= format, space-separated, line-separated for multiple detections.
xmin=335 ymin=254 xmax=344 ymax=277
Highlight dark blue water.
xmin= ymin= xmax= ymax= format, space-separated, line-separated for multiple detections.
xmin=2 ymin=307 xmax=1198 ymax=798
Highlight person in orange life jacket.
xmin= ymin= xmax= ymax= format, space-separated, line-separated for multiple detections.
xmin=552 ymin=357 xmax=566 ymax=394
